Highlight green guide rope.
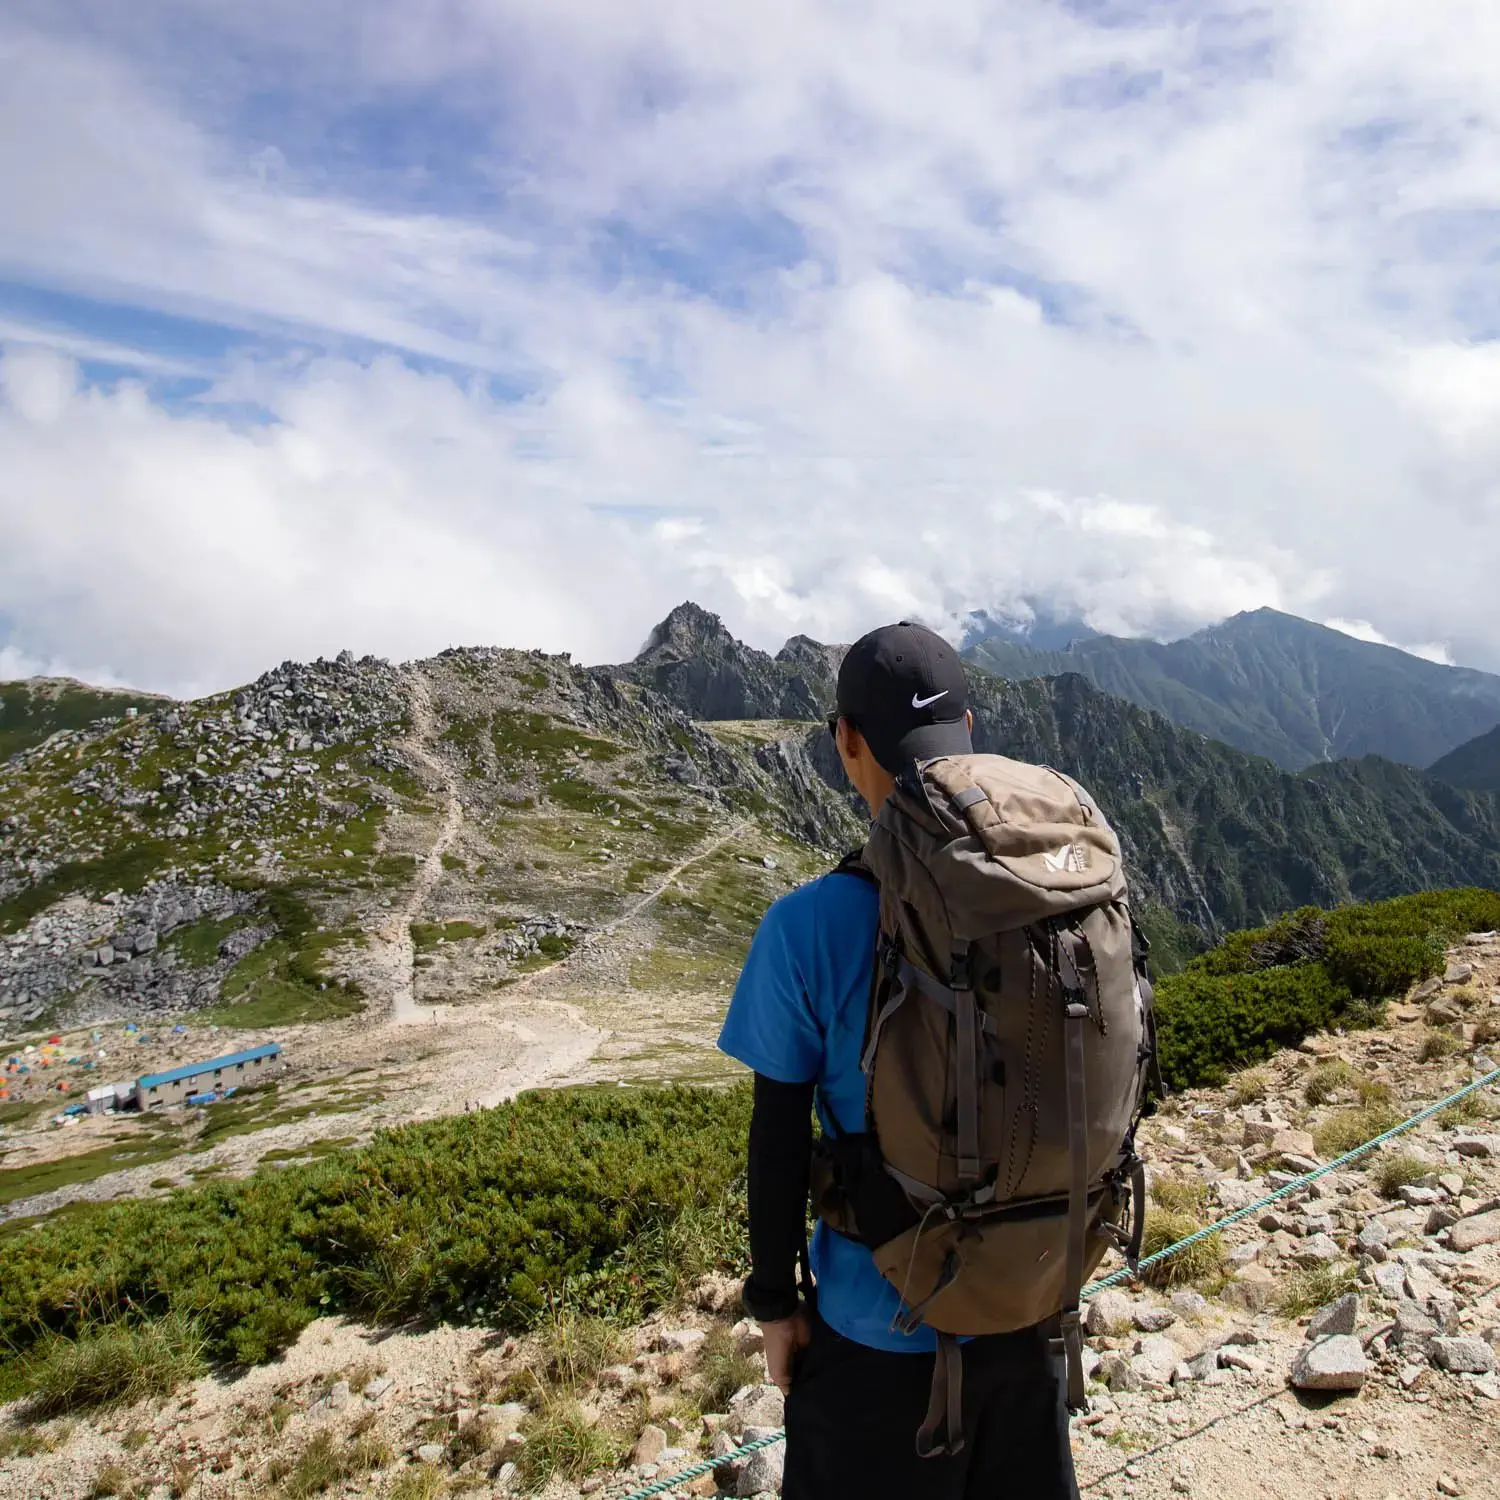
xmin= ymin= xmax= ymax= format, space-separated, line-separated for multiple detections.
xmin=619 ymin=1061 xmax=1500 ymax=1500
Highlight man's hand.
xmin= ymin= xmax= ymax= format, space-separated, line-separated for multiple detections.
xmin=760 ymin=1306 xmax=812 ymax=1395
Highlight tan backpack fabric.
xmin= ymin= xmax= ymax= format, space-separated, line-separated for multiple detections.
xmin=811 ymin=752 xmax=1157 ymax=1457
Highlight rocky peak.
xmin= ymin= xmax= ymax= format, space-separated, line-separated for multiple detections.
xmin=636 ymin=602 xmax=737 ymax=660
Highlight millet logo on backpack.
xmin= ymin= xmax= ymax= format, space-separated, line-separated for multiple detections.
xmin=1042 ymin=843 xmax=1090 ymax=873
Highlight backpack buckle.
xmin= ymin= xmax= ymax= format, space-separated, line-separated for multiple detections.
xmin=949 ymin=943 xmax=973 ymax=991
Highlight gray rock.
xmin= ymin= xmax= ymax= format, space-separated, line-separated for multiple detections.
xmin=1290 ymin=1335 xmax=1367 ymax=1392
xmin=1086 ymin=1289 xmax=1134 ymax=1336
xmin=1182 ymin=1349 xmax=1221 ymax=1382
xmin=657 ymin=1328 xmax=708 ymax=1354
xmin=1451 ymin=1136 xmax=1500 ymax=1160
xmin=1371 ymin=1262 xmax=1407 ymax=1299
xmin=1292 ymin=1233 xmax=1344 ymax=1266
xmin=1450 ymin=1209 xmax=1500 ymax=1253
xmin=1399 ymin=1185 xmax=1442 ymax=1206
xmin=727 ymin=1383 xmax=784 ymax=1430
xmin=133 ymin=930 xmax=158 ymax=954
xmin=1133 ymin=1306 xmax=1177 ymax=1333
xmin=1431 ymin=1337 xmax=1497 ymax=1375
xmin=1130 ymin=1334 xmax=1181 ymax=1387
xmin=1170 ymin=1290 xmax=1208 ymax=1320
xmin=1307 ymin=1293 xmax=1360 ymax=1339
xmin=736 ymin=1442 xmax=786 ymax=1497
xmin=325 ymin=1378 xmax=350 ymax=1412
xmin=416 ymin=1443 xmax=445 ymax=1464
xmin=1355 ymin=1220 xmax=1389 ymax=1255
xmin=364 ymin=1375 xmax=393 ymax=1402
xmin=634 ymin=1424 xmax=668 ymax=1466
xmin=1100 ymin=1352 xmax=1140 ymax=1393
xmin=1444 ymin=962 xmax=1475 ymax=985
xmin=1391 ymin=1299 xmax=1440 ymax=1358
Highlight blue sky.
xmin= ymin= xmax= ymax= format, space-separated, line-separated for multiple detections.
xmin=2 ymin=0 xmax=1499 ymax=693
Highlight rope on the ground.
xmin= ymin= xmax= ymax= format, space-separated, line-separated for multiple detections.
xmin=618 ymin=1061 xmax=1500 ymax=1500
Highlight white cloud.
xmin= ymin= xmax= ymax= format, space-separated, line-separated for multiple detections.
xmin=1324 ymin=618 xmax=1455 ymax=666
xmin=0 ymin=2 xmax=1499 ymax=689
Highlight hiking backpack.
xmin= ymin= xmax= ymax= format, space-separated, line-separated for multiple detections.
xmin=810 ymin=752 xmax=1159 ymax=1457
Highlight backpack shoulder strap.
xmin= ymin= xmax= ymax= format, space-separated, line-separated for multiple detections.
xmin=831 ymin=847 xmax=877 ymax=885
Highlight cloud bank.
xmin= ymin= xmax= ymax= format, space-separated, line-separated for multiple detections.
xmin=1 ymin=1 xmax=1498 ymax=693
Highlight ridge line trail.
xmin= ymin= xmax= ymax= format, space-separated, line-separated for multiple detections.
xmin=370 ymin=669 xmax=464 ymax=1027
xmin=503 ymin=816 xmax=756 ymax=995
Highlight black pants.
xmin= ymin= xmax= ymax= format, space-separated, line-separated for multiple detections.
xmin=783 ymin=1310 xmax=1081 ymax=1500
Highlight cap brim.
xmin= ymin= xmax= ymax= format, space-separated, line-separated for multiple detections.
xmin=883 ymin=718 xmax=973 ymax=770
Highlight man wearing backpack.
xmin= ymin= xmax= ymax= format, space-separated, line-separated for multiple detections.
xmin=719 ymin=620 xmax=1152 ymax=1499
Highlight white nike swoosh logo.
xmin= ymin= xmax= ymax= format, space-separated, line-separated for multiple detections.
xmin=911 ymin=689 xmax=949 ymax=709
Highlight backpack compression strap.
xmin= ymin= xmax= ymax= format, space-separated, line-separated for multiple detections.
xmin=1053 ymin=923 xmax=1091 ymax=1412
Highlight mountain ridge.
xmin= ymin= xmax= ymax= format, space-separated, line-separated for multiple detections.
xmin=963 ymin=607 xmax=1500 ymax=771
xmin=1429 ymin=721 xmax=1500 ymax=794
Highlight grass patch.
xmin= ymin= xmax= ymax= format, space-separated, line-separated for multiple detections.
xmin=387 ymin=1469 xmax=447 ymax=1500
xmin=1224 ymin=1067 xmax=1272 ymax=1107
xmin=22 ymin=1311 xmax=205 ymax=1417
xmin=163 ymin=915 xmax=250 ymax=968
xmin=1139 ymin=1209 xmax=1226 ymax=1289
xmin=410 ymin=920 xmax=485 ymax=954
xmin=517 ymin=1397 xmax=621 ymax=1491
xmin=0 ymin=1134 xmax=186 ymax=1208
xmin=1371 ymin=1150 xmax=1428 ymax=1198
xmin=1148 ymin=1175 xmax=1211 ymax=1218
xmin=1303 ymin=1059 xmax=1360 ymax=1106
xmin=1418 ymin=1029 xmax=1461 ymax=1063
xmin=691 ymin=1324 xmax=762 ymax=1413
xmin=87 ymin=1462 xmax=133 ymax=1498
xmin=492 ymin=712 xmax=623 ymax=768
xmin=1276 ymin=1263 xmax=1359 ymax=1318
xmin=280 ymin=1427 xmax=390 ymax=1497
xmin=1312 ymin=1100 xmax=1403 ymax=1159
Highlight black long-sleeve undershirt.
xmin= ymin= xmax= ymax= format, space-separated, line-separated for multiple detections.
xmin=743 ymin=1072 xmax=816 ymax=1323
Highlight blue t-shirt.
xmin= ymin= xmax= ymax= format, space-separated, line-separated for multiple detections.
xmin=718 ymin=871 xmax=938 ymax=1353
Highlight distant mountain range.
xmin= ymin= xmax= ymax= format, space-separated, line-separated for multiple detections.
xmin=609 ymin=603 xmax=1500 ymax=945
xmin=963 ymin=608 xmax=1500 ymax=772
xmin=0 ymin=677 xmax=170 ymax=760
xmin=1430 ymin=723 xmax=1500 ymax=794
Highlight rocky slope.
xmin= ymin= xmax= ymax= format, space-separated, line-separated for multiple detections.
xmin=965 ymin=607 xmax=1500 ymax=772
xmin=0 ymin=645 xmax=859 ymax=1035
xmin=606 ymin=603 xmax=838 ymax=722
xmin=3 ymin=938 xmax=1498 ymax=1500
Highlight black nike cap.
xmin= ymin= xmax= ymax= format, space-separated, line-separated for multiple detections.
xmin=835 ymin=620 xmax=973 ymax=772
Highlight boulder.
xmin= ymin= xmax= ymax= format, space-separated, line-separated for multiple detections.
xmin=727 ymin=1383 xmax=784 ymax=1430
xmin=736 ymin=1439 xmax=786 ymax=1497
xmin=1444 ymin=962 xmax=1475 ymax=985
xmin=1430 ymin=1337 xmax=1496 ymax=1375
xmin=1290 ymin=1335 xmax=1367 ymax=1392
xmin=1130 ymin=1335 xmax=1181 ymax=1387
xmin=634 ymin=1424 xmax=668 ymax=1466
xmin=657 ymin=1328 xmax=708 ymax=1354
xmin=1449 ymin=1210 xmax=1500 ymax=1253
xmin=1133 ymin=1306 xmax=1177 ymax=1334
xmin=1222 ymin=1263 xmax=1276 ymax=1312
xmin=1270 ymin=1129 xmax=1317 ymax=1161
xmin=1307 ymin=1293 xmax=1359 ymax=1339
xmin=1170 ymin=1290 xmax=1208 ymax=1320
xmin=1291 ymin=1233 xmax=1344 ymax=1267
xmin=1425 ymin=997 xmax=1464 ymax=1026
xmin=1391 ymin=1299 xmax=1440 ymax=1359
xmin=1085 ymin=1289 xmax=1134 ymax=1337
xmin=1451 ymin=1136 xmax=1500 ymax=1160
